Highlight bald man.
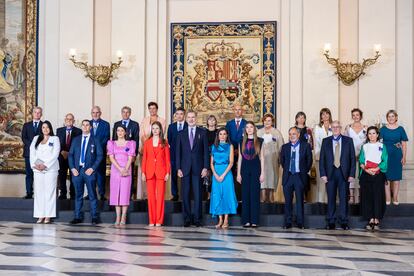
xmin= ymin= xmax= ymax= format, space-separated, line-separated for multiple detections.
xmin=56 ymin=113 xmax=82 ymax=199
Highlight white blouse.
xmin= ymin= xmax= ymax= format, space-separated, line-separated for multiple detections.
xmin=313 ymin=124 xmax=332 ymax=160
xmin=362 ymin=142 xmax=383 ymax=165
xmin=29 ymin=136 xmax=61 ymax=173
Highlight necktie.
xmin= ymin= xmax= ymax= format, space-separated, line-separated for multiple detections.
xmin=236 ymin=120 xmax=240 ymax=131
xmin=93 ymin=122 xmax=98 ymax=135
xmin=81 ymin=136 xmax=87 ymax=164
xmin=190 ymin=128 xmax=194 ymax=149
xmin=122 ymin=120 xmax=127 ymax=126
xmin=334 ymin=136 xmax=341 ymax=168
xmin=178 ymin=123 xmax=182 ymax=131
xmin=290 ymin=142 xmax=299 ymax=173
xmin=66 ymin=129 xmax=71 ymax=149
xmin=33 ymin=121 xmax=38 ymax=132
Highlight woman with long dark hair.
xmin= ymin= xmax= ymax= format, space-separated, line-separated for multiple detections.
xmin=142 ymin=121 xmax=171 ymax=226
xmin=209 ymin=128 xmax=238 ymax=229
xmin=30 ymin=121 xmax=60 ymax=224
xmin=359 ymin=126 xmax=388 ymax=230
xmin=107 ymin=125 xmax=136 ymax=226
xmin=237 ymin=121 xmax=264 ymax=228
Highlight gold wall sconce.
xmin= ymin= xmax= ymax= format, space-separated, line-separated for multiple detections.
xmin=69 ymin=48 xmax=123 ymax=87
xmin=323 ymin=43 xmax=381 ymax=86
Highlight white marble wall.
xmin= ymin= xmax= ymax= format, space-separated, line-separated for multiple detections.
xmin=1 ymin=0 xmax=413 ymax=201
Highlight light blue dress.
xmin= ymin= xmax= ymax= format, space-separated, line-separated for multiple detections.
xmin=209 ymin=143 xmax=238 ymax=216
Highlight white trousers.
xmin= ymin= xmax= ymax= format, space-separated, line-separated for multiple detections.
xmin=33 ymin=171 xmax=58 ymax=218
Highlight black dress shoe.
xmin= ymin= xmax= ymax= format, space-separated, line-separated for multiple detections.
xmin=183 ymin=221 xmax=191 ymax=227
xmin=326 ymin=223 xmax=336 ymax=230
xmin=296 ymin=224 xmax=305 ymax=229
xmin=91 ymin=218 xmax=100 ymax=225
xmin=23 ymin=194 xmax=33 ymax=199
xmin=195 ymin=222 xmax=202 ymax=227
xmin=171 ymin=195 xmax=179 ymax=201
xmin=70 ymin=218 xmax=83 ymax=225
xmin=341 ymin=224 xmax=350 ymax=230
xmin=283 ymin=223 xmax=292 ymax=229
xmin=58 ymin=195 xmax=67 ymax=200
xmin=100 ymin=196 xmax=107 ymax=201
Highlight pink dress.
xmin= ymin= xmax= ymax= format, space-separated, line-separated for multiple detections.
xmin=107 ymin=140 xmax=136 ymax=206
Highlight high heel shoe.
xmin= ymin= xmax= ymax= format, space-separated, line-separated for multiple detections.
xmin=222 ymin=222 xmax=229 ymax=229
xmin=120 ymin=214 xmax=127 ymax=226
xmin=215 ymin=221 xmax=223 ymax=229
xmin=36 ymin=218 xmax=44 ymax=224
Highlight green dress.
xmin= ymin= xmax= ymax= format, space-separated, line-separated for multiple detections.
xmin=380 ymin=126 xmax=408 ymax=181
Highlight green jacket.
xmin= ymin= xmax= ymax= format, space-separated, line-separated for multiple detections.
xmin=359 ymin=143 xmax=388 ymax=176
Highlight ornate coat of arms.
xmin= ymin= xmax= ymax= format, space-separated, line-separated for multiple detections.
xmin=171 ymin=22 xmax=277 ymax=126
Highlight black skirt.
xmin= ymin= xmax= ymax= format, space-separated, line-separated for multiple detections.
xmin=359 ymin=171 xmax=386 ymax=220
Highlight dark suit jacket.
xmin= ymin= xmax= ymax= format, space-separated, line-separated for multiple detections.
xmin=57 ymin=126 xmax=82 ymax=163
xmin=319 ymin=135 xmax=356 ymax=180
xmin=90 ymin=119 xmax=110 ymax=153
xmin=112 ymin=120 xmax=140 ymax=154
xmin=68 ymin=135 xmax=103 ymax=172
xmin=176 ymin=127 xmax=209 ymax=177
xmin=280 ymin=141 xmax=313 ymax=186
xmin=167 ymin=121 xmax=188 ymax=166
xmin=225 ymin=118 xmax=247 ymax=148
xmin=21 ymin=120 xmax=43 ymax=158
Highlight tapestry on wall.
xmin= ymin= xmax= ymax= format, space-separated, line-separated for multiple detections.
xmin=0 ymin=0 xmax=38 ymax=172
xmin=170 ymin=21 xmax=277 ymax=126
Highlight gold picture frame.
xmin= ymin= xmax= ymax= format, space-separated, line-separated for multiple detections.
xmin=0 ymin=0 xmax=38 ymax=172
xmin=171 ymin=21 xmax=277 ymax=126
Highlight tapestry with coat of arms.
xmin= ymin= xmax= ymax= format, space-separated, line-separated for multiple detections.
xmin=170 ymin=21 xmax=277 ymax=126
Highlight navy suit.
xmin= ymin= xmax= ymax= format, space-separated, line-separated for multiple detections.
xmin=90 ymin=119 xmax=110 ymax=197
xmin=167 ymin=121 xmax=187 ymax=198
xmin=68 ymin=134 xmax=103 ymax=220
xmin=225 ymin=118 xmax=246 ymax=200
xmin=280 ymin=141 xmax=313 ymax=226
xmin=319 ymin=135 xmax=356 ymax=225
xmin=56 ymin=126 xmax=82 ymax=198
xmin=176 ymin=127 xmax=209 ymax=224
xmin=21 ymin=120 xmax=43 ymax=196
xmin=225 ymin=118 xmax=247 ymax=149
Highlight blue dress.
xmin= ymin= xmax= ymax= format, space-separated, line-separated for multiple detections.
xmin=209 ymin=143 xmax=238 ymax=216
xmin=380 ymin=126 xmax=408 ymax=181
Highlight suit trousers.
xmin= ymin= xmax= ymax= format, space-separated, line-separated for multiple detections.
xmin=25 ymin=157 xmax=34 ymax=196
xmin=146 ymin=177 xmax=166 ymax=225
xmin=182 ymin=172 xmax=202 ymax=224
xmin=33 ymin=171 xmax=58 ymax=218
xmin=58 ymin=158 xmax=75 ymax=198
xmin=241 ymin=160 xmax=261 ymax=225
xmin=72 ymin=168 xmax=99 ymax=220
xmin=283 ymin=173 xmax=305 ymax=225
xmin=170 ymin=164 xmax=179 ymax=197
xmin=326 ymin=167 xmax=349 ymax=224
xmin=96 ymin=158 xmax=106 ymax=197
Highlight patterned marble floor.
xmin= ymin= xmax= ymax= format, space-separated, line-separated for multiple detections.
xmin=0 ymin=222 xmax=413 ymax=275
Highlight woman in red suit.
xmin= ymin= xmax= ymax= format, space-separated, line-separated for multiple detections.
xmin=142 ymin=121 xmax=171 ymax=226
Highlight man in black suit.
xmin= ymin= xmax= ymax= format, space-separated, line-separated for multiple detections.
xmin=21 ymin=106 xmax=43 ymax=199
xmin=112 ymin=106 xmax=140 ymax=198
xmin=167 ymin=107 xmax=187 ymax=201
xmin=176 ymin=111 xmax=209 ymax=227
xmin=280 ymin=127 xmax=313 ymax=229
xmin=320 ymin=120 xmax=356 ymax=230
xmin=56 ymin=113 xmax=82 ymax=199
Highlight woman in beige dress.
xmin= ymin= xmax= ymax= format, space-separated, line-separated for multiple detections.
xmin=138 ymin=102 xmax=166 ymax=199
xmin=312 ymin=107 xmax=333 ymax=203
xmin=257 ymin=114 xmax=284 ymax=203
